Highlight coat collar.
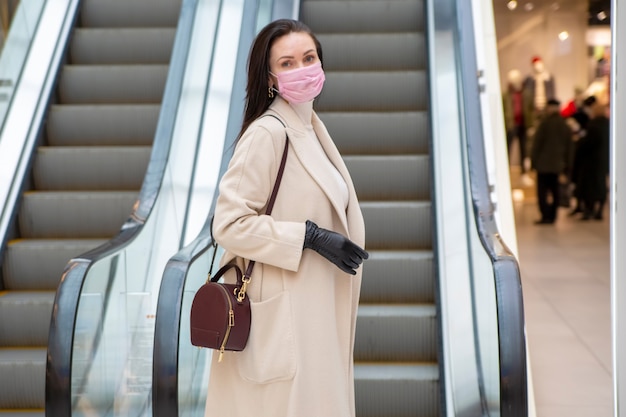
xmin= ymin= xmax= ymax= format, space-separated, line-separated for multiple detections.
xmin=267 ymin=98 xmax=355 ymax=236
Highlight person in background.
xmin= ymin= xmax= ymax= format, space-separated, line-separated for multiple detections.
xmin=560 ymin=86 xmax=585 ymax=119
xmin=205 ymin=19 xmax=368 ymax=417
xmin=503 ymin=68 xmax=534 ymax=185
xmin=568 ymin=95 xmax=597 ymax=216
xmin=531 ymin=98 xmax=573 ymax=225
xmin=575 ymin=100 xmax=610 ymax=220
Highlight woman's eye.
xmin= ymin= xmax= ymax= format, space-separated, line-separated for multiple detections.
xmin=305 ymin=55 xmax=315 ymax=63
xmin=281 ymin=61 xmax=292 ymax=68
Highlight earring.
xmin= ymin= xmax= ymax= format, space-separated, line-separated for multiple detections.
xmin=268 ymin=87 xmax=274 ymax=98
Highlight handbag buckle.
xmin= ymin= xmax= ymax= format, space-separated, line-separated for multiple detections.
xmin=236 ymin=274 xmax=251 ymax=302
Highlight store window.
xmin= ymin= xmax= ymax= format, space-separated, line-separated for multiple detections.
xmin=493 ymin=0 xmax=611 ymax=206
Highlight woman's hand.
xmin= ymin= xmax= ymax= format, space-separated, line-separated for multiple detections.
xmin=303 ymin=220 xmax=369 ymax=275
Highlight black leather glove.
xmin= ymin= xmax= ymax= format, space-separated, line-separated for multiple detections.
xmin=303 ymin=220 xmax=369 ymax=275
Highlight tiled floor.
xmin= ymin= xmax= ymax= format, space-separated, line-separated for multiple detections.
xmin=513 ymin=193 xmax=613 ymax=416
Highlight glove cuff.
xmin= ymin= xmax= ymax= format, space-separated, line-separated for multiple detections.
xmin=303 ymin=220 xmax=318 ymax=249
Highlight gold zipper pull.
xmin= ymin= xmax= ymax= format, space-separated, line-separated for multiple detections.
xmin=218 ymin=348 xmax=225 ymax=362
xmin=229 ymin=310 xmax=235 ymax=327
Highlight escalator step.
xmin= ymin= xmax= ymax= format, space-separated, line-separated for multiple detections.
xmin=318 ymin=111 xmax=429 ymax=155
xmin=58 ymin=65 xmax=168 ymax=104
xmin=360 ymin=201 xmax=432 ymax=249
xmin=354 ymin=362 xmax=438 ymax=417
xmin=47 ymin=104 xmax=159 ymax=146
xmin=316 ymin=71 xmax=427 ymax=112
xmin=360 ymin=250 xmax=434 ymax=303
xmin=355 ymin=304 xmax=437 ymax=361
xmin=33 ymin=146 xmax=151 ymax=191
xmin=317 ymin=33 xmax=426 ymax=71
xmin=301 ymin=0 xmax=424 ymax=34
xmin=0 ymin=293 xmax=54 ymax=346
xmin=19 ymin=191 xmax=137 ymax=238
xmin=0 ymin=348 xmax=46 ymax=409
xmin=80 ymin=0 xmax=182 ymax=28
xmin=2 ymin=239 xmax=106 ymax=290
xmin=71 ymin=28 xmax=176 ymax=65
xmin=344 ymin=155 xmax=430 ymax=201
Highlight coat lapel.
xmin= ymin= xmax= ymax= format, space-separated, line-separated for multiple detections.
xmin=313 ymin=113 xmax=365 ymax=244
xmin=270 ymin=99 xmax=351 ymax=235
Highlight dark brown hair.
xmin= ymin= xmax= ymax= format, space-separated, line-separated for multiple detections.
xmin=237 ymin=19 xmax=323 ymax=140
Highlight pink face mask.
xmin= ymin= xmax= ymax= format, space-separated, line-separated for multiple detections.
xmin=271 ymin=62 xmax=325 ymax=104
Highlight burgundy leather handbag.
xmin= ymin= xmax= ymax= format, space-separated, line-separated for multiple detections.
xmin=190 ymin=117 xmax=288 ymax=361
xmin=190 ymin=262 xmax=252 ymax=361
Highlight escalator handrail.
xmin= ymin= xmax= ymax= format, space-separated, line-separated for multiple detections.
xmin=45 ymin=0 xmax=199 ymax=414
xmin=455 ymin=1 xmax=528 ymax=416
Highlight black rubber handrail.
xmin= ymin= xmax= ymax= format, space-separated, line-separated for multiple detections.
xmin=455 ymin=1 xmax=528 ymax=416
xmin=45 ymin=1 xmax=199 ymax=415
xmin=151 ymin=1 xmax=279 ymax=415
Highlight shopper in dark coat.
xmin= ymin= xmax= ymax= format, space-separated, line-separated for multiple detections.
xmin=531 ymin=99 xmax=573 ymax=224
xmin=576 ymin=102 xmax=609 ymax=220
xmin=568 ymin=95 xmax=596 ymax=215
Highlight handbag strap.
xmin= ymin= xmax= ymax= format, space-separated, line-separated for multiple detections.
xmin=262 ymin=114 xmax=289 ymax=216
xmin=236 ymin=114 xmax=289 ymax=301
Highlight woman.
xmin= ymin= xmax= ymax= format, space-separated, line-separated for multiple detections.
xmin=205 ymin=19 xmax=368 ymax=417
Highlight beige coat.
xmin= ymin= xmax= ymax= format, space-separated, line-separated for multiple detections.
xmin=205 ymin=97 xmax=366 ymax=417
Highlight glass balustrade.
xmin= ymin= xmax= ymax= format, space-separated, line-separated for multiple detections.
xmin=0 ymin=0 xmax=45 ymax=135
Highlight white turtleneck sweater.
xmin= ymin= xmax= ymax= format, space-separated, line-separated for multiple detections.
xmin=290 ymin=100 xmax=349 ymax=209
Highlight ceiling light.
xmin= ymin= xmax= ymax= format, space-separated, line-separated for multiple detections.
xmin=507 ymin=0 xmax=518 ymax=10
xmin=558 ymin=31 xmax=569 ymax=41
xmin=597 ymin=11 xmax=607 ymax=21
xmin=550 ymin=2 xmax=560 ymax=11
xmin=524 ymin=2 xmax=534 ymax=11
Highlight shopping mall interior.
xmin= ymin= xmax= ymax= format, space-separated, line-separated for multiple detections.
xmin=0 ymin=0 xmax=616 ymax=416
xmin=493 ymin=0 xmax=612 ymax=416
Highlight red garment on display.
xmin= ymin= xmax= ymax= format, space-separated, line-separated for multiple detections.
xmin=561 ymin=100 xmax=576 ymax=118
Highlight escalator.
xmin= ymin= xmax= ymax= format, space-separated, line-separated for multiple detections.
xmin=0 ymin=0 xmax=180 ymax=414
xmin=300 ymin=1 xmax=438 ymax=414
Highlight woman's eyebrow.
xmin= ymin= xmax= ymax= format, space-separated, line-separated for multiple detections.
xmin=277 ymin=49 xmax=316 ymax=61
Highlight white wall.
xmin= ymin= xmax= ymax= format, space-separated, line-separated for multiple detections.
xmin=611 ymin=0 xmax=624 ymax=415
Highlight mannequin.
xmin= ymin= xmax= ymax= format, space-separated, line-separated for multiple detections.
xmin=523 ymin=56 xmax=557 ymax=177
xmin=502 ymin=69 xmax=534 ymax=177
xmin=523 ymin=56 xmax=556 ymax=113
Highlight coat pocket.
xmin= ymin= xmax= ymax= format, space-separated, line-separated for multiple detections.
xmin=236 ymin=291 xmax=296 ymax=384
